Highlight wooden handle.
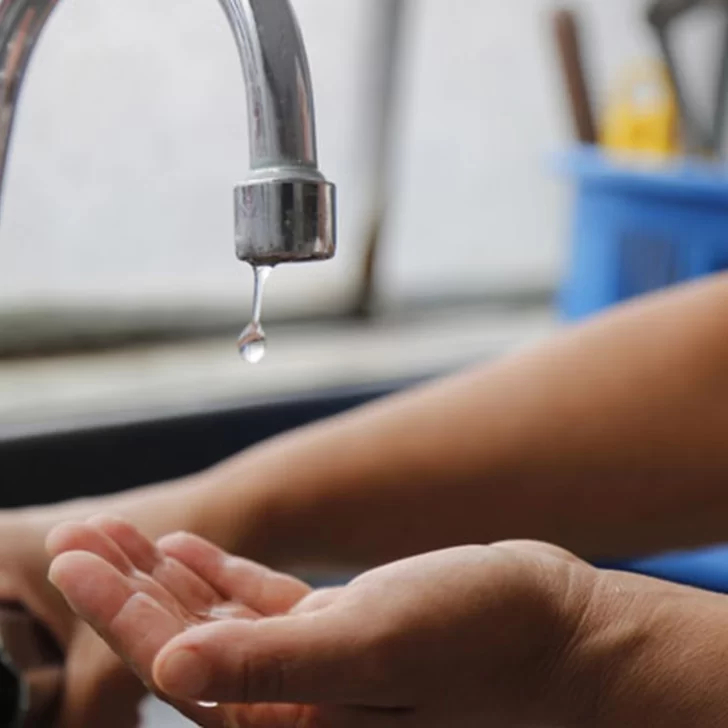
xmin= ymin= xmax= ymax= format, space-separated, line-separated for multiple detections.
xmin=553 ymin=7 xmax=598 ymax=145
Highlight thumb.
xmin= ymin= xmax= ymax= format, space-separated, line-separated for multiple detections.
xmin=152 ymin=611 xmax=395 ymax=708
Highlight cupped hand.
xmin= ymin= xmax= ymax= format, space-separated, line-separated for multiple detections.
xmin=48 ymin=518 xmax=602 ymax=728
xmin=46 ymin=515 xmax=313 ymax=728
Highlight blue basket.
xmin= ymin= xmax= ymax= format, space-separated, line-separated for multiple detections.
xmin=557 ymin=146 xmax=728 ymax=321
xmin=555 ymin=148 xmax=728 ymax=592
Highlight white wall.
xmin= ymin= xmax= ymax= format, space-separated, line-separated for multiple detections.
xmin=0 ymin=0 xmax=718 ymax=311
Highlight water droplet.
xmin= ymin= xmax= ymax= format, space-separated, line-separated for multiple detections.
xmin=197 ymin=701 xmax=219 ymax=709
xmin=206 ymin=604 xmax=248 ymax=621
xmin=237 ymin=322 xmax=266 ymax=364
xmin=239 ymin=265 xmax=272 ymax=365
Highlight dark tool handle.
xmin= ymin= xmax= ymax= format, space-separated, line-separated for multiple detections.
xmin=553 ymin=7 xmax=598 ymax=145
xmin=0 ymin=604 xmax=63 ymax=728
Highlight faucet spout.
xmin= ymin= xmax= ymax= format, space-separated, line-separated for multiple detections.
xmin=0 ymin=0 xmax=336 ymax=266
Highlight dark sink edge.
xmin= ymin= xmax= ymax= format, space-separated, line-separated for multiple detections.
xmin=0 ymin=376 xmax=430 ymax=509
xmin=0 ymin=376 xmax=431 ymax=446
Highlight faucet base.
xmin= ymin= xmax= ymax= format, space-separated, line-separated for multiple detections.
xmin=234 ymin=176 xmax=336 ymax=266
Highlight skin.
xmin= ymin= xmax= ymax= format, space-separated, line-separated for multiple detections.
xmin=4 ymin=274 xmax=728 ymax=723
xmin=46 ymin=517 xmax=728 ymax=728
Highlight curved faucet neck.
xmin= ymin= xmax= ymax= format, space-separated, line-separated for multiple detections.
xmin=0 ymin=0 xmax=318 ymax=191
xmin=0 ymin=0 xmax=336 ymax=265
xmin=217 ymin=0 xmax=319 ymax=171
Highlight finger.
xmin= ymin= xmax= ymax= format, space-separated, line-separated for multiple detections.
xmin=153 ymin=611 xmax=404 ymax=708
xmin=49 ymin=522 xmax=183 ymax=624
xmin=88 ymin=515 xmax=160 ymax=573
xmin=48 ymin=551 xmax=183 ymax=682
xmin=49 ymin=554 xmax=231 ymax=728
xmin=158 ymin=532 xmax=310 ymax=615
xmin=46 ymin=521 xmax=134 ymax=576
xmin=92 ymin=515 xmax=242 ymax=621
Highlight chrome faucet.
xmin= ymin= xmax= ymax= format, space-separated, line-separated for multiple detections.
xmin=0 ymin=0 xmax=336 ymax=267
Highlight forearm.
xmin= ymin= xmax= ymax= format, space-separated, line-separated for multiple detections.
xmin=201 ymin=274 xmax=728 ymax=569
xmin=26 ymin=275 xmax=728 ymax=569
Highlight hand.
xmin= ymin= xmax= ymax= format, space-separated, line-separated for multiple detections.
xmin=0 ymin=510 xmax=145 ymax=728
xmin=47 ymin=518 xmax=602 ymax=728
xmin=46 ymin=515 xmax=313 ymax=728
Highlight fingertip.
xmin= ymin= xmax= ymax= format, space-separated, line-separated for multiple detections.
xmin=156 ymin=531 xmax=197 ymax=554
xmin=90 ymin=516 xmax=160 ymax=573
xmin=47 ymin=550 xmax=134 ymax=625
xmin=152 ymin=640 xmax=211 ymax=700
xmin=47 ymin=550 xmax=91 ymax=590
xmin=87 ymin=514 xmax=143 ymax=545
xmin=45 ymin=521 xmax=85 ymax=557
xmin=47 ymin=551 xmax=106 ymax=621
xmin=86 ymin=513 xmax=126 ymax=530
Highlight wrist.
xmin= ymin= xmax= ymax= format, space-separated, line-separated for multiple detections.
xmin=556 ymin=570 xmax=728 ymax=728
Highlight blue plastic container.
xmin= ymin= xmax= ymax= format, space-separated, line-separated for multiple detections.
xmin=599 ymin=546 xmax=728 ymax=595
xmin=556 ymin=147 xmax=728 ymax=592
xmin=557 ymin=146 xmax=728 ymax=321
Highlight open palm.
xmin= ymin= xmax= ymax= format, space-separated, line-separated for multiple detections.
xmin=46 ymin=516 xmax=316 ymax=728
xmin=48 ymin=517 xmax=604 ymax=728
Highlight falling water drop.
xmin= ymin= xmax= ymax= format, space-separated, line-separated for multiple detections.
xmin=238 ymin=265 xmax=272 ymax=364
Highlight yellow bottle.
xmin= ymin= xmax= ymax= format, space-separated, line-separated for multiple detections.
xmin=601 ymin=61 xmax=680 ymax=159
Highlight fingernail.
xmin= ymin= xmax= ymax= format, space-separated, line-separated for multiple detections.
xmin=155 ymin=648 xmax=211 ymax=699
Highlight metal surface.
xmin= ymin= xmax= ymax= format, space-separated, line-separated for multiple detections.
xmin=0 ymin=0 xmax=336 ymax=266
xmin=234 ymin=176 xmax=335 ymax=264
